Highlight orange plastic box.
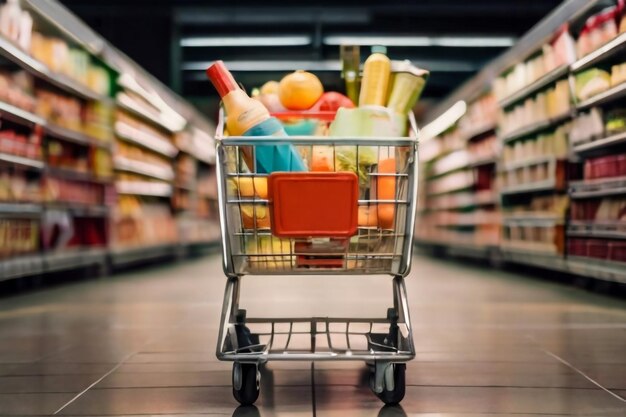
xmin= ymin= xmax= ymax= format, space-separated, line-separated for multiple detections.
xmin=268 ymin=172 xmax=358 ymax=238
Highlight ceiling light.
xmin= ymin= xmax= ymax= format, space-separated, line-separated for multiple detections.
xmin=181 ymin=36 xmax=311 ymax=47
xmin=324 ymin=35 xmax=515 ymax=48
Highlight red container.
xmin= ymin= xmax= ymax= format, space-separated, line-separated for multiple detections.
xmin=593 ymin=155 xmax=618 ymax=179
xmin=268 ymin=172 xmax=359 ymax=238
xmin=616 ymin=154 xmax=626 ymax=177
xmin=609 ymin=241 xmax=626 ymax=263
xmin=568 ymin=238 xmax=587 ymax=256
xmin=587 ymin=239 xmax=608 ymax=259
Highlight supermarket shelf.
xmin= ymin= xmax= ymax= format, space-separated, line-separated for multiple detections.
xmin=0 ymin=202 xmax=42 ymax=217
xmin=114 ymin=156 xmax=175 ymax=181
xmin=110 ymin=243 xmax=180 ymax=267
xmin=44 ymin=202 xmax=109 ymax=217
xmin=500 ymin=111 xmax=572 ymax=144
xmin=567 ymin=256 xmax=626 ymax=284
xmin=45 ymin=166 xmax=113 ymax=184
xmin=44 ymin=248 xmax=107 ymax=273
xmin=117 ymin=95 xmax=175 ymax=134
xmin=0 ymin=100 xmax=45 ymax=126
xmin=570 ymin=176 xmax=626 ymax=198
xmin=45 ymin=124 xmax=111 ymax=149
xmin=461 ymin=122 xmax=497 ymax=142
xmin=503 ymin=212 xmax=564 ymax=226
xmin=0 ymin=152 xmax=44 ymax=170
xmin=0 ymin=254 xmax=45 ymax=281
xmin=415 ymin=238 xmax=495 ymax=261
xmin=568 ymin=221 xmax=626 ymax=240
xmin=116 ymin=181 xmax=173 ymax=197
xmin=0 ymin=36 xmax=109 ymax=103
xmin=468 ymin=155 xmax=497 ymax=168
xmin=498 ymin=64 xmax=570 ymax=109
xmin=114 ymin=122 xmax=178 ymax=158
xmin=500 ymin=179 xmax=560 ymax=196
xmin=501 ymin=246 xmax=565 ymax=268
xmin=500 ymin=155 xmax=558 ymax=171
xmin=571 ymin=32 xmax=626 ymax=72
xmin=576 ymin=82 xmax=626 ymax=111
xmin=572 ymin=131 xmax=626 ymax=155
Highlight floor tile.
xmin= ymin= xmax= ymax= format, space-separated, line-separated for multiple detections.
xmin=0 ymin=392 xmax=74 ymax=415
xmin=57 ymin=386 xmax=313 ymax=416
xmin=0 ymin=374 xmax=100 ymax=393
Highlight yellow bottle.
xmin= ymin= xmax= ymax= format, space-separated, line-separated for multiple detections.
xmin=358 ymin=46 xmax=391 ymax=107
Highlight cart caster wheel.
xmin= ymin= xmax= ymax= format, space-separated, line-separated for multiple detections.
xmin=370 ymin=363 xmax=405 ymax=405
xmin=232 ymin=363 xmax=260 ymax=406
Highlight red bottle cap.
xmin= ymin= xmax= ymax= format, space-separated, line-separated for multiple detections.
xmin=206 ymin=60 xmax=239 ymax=97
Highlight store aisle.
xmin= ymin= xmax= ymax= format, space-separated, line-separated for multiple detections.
xmin=0 ymin=254 xmax=625 ymax=416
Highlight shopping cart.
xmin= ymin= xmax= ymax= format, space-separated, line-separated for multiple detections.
xmin=214 ymin=109 xmax=419 ymax=405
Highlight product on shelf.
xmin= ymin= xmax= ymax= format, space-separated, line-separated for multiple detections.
xmin=115 ymin=141 xmax=172 ymax=173
xmin=583 ymin=152 xmax=626 ymax=180
xmin=575 ymin=68 xmax=611 ymax=101
xmin=571 ymin=197 xmax=626 ymax=222
xmin=0 ymin=70 xmax=36 ymax=113
xmin=115 ymin=110 xmax=174 ymax=150
xmin=610 ymin=62 xmax=626 ymax=86
xmin=570 ymin=108 xmax=605 ymax=144
xmin=606 ymin=108 xmax=626 ymax=133
xmin=502 ymin=124 xmax=569 ymax=166
xmin=92 ymin=147 xmax=113 ymax=179
xmin=503 ymin=223 xmax=565 ymax=254
xmin=499 ymin=79 xmax=571 ymax=135
xmin=568 ymin=238 xmax=626 ymax=263
xmin=43 ymin=177 xmax=104 ymax=206
xmin=47 ymin=140 xmax=89 ymax=173
xmin=0 ymin=218 xmax=39 ymax=259
xmin=176 ymin=154 xmax=195 ymax=188
xmin=112 ymin=195 xmax=178 ymax=248
xmin=35 ymin=89 xmax=82 ymax=131
xmin=468 ymin=134 xmax=498 ymax=162
xmin=0 ymin=0 xmax=32 ymax=51
xmin=0 ymin=128 xmax=42 ymax=160
xmin=0 ymin=167 xmax=41 ymax=203
xmin=493 ymin=25 xmax=575 ymax=101
xmin=458 ymin=94 xmax=498 ymax=135
xmin=500 ymin=158 xmax=567 ymax=190
xmin=85 ymin=102 xmax=114 ymax=143
xmin=576 ymin=5 xmax=621 ymax=59
xmin=505 ymin=195 xmax=569 ymax=216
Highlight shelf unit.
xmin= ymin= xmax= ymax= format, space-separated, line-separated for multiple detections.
xmin=0 ymin=0 xmax=220 ymax=282
xmin=417 ymin=0 xmax=626 ymax=283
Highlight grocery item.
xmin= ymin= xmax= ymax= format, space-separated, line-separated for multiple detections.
xmin=387 ymin=61 xmax=429 ymax=116
xmin=241 ymin=205 xmax=270 ymax=229
xmin=329 ymin=107 xmax=406 ymax=137
xmin=577 ymin=6 xmax=619 ymax=58
xmin=575 ymin=68 xmax=611 ymax=101
xmin=359 ymin=46 xmax=391 ymax=107
xmin=232 ymin=177 xmax=268 ymax=198
xmin=260 ymin=81 xmax=280 ymax=95
xmin=278 ymin=70 xmax=324 ymax=110
xmin=611 ymin=63 xmax=626 ymax=86
xmin=377 ymin=158 xmax=396 ymax=229
xmin=311 ymin=92 xmax=354 ymax=112
xmin=206 ymin=61 xmax=305 ymax=173
xmin=606 ymin=109 xmax=626 ymax=134
xmin=340 ymin=45 xmax=361 ymax=105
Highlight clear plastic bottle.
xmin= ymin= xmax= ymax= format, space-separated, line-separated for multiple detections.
xmin=358 ymin=46 xmax=390 ymax=107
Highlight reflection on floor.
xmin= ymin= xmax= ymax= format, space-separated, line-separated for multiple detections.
xmin=0 ymin=254 xmax=625 ymax=416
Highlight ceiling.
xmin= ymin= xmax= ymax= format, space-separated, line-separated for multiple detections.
xmin=61 ymin=0 xmax=563 ymax=119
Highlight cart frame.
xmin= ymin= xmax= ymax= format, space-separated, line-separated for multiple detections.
xmin=214 ymin=110 xmax=420 ymax=405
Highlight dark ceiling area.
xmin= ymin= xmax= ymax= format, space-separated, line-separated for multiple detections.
xmin=61 ymin=0 xmax=563 ymax=115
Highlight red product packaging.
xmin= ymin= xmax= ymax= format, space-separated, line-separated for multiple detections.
xmin=587 ymin=239 xmax=609 ymax=259
xmin=609 ymin=240 xmax=626 ymax=263
xmin=616 ymin=154 xmax=626 ymax=177
xmin=568 ymin=238 xmax=587 ymax=256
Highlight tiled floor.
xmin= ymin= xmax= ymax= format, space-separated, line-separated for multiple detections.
xmin=0 ymin=254 xmax=625 ymax=416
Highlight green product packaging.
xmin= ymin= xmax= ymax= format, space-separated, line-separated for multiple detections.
xmin=387 ymin=60 xmax=429 ymax=116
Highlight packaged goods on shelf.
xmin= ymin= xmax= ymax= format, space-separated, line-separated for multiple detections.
xmin=499 ymin=158 xmax=567 ymax=191
xmin=0 ymin=129 xmax=42 ymax=160
xmin=571 ymin=196 xmax=626 ymax=221
xmin=0 ymin=218 xmax=39 ymax=259
xmin=570 ymin=108 xmax=605 ymax=144
xmin=568 ymin=238 xmax=626 ymax=263
xmin=468 ymin=134 xmax=498 ymax=162
xmin=503 ymin=222 xmax=565 ymax=254
xmin=430 ymin=150 xmax=470 ymax=177
xmin=0 ymin=70 xmax=36 ymax=113
xmin=0 ymin=0 xmax=32 ymax=51
xmin=493 ymin=26 xmax=575 ymax=101
xmin=35 ymin=90 xmax=81 ymax=131
xmin=610 ymin=62 xmax=626 ymax=86
xmin=458 ymin=94 xmax=497 ymax=137
xmin=502 ymin=124 xmax=569 ymax=166
xmin=175 ymin=154 xmax=195 ymax=188
xmin=575 ymin=68 xmax=612 ymax=101
xmin=428 ymin=170 xmax=474 ymax=195
xmin=576 ymin=5 xmax=621 ymax=59
xmin=499 ymin=79 xmax=571 ymax=135
xmin=85 ymin=102 xmax=114 ymax=143
xmin=606 ymin=108 xmax=626 ymax=133
xmin=115 ymin=141 xmax=173 ymax=173
xmin=0 ymin=167 xmax=41 ymax=203
xmin=47 ymin=140 xmax=89 ymax=173
xmin=112 ymin=196 xmax=178 ymax=248
xmin=115 ymin=110 xmax=175 ymax=154
xmin=583 ymin=153 xmax=626 ymax=179
xmin=43 ymin=177 xmax=104 ymax=206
